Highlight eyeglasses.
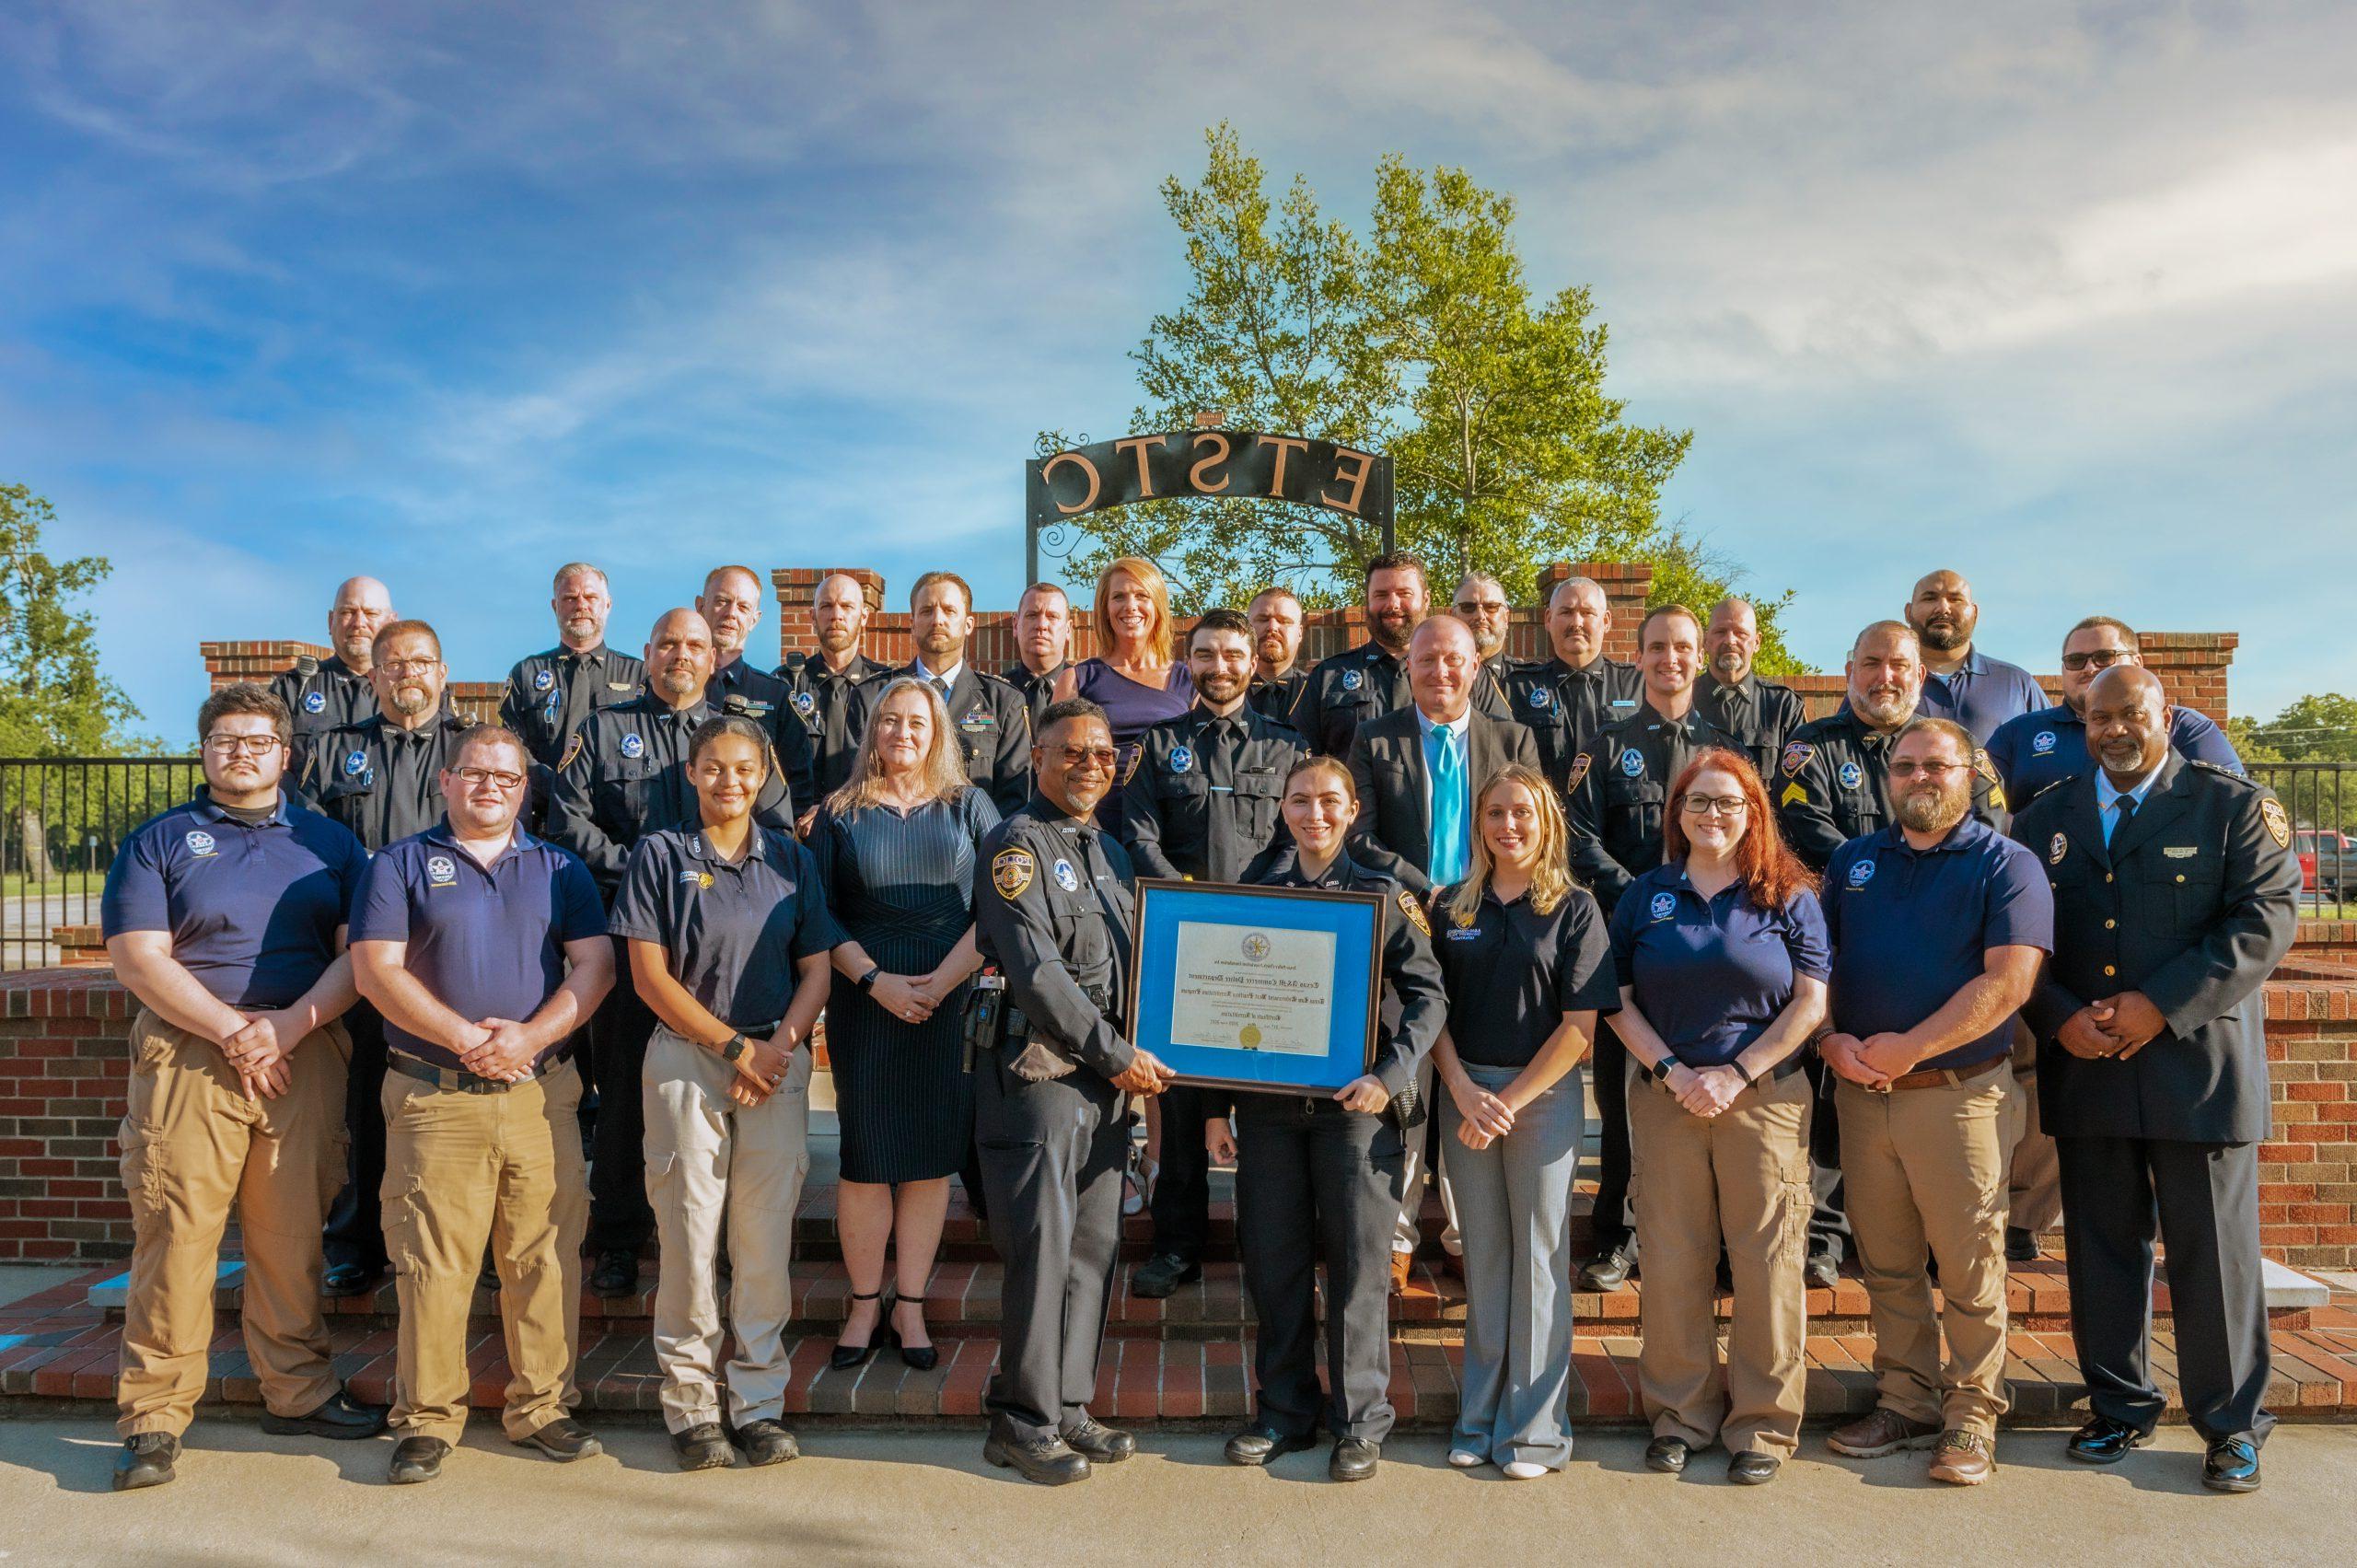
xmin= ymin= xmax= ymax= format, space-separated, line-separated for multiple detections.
xmin=1051 ymin=746 xmax=1118 ymax=769
xmin=452 ymin=766 xmax=526 ymax=791
xmin=1454 ymin=600 xmax=1508 ymax=617
xmin=203 ymin=735 xmax=282 ymax=758
xmin=2061 ymin=648 xmax=2133 ymax=672
xmin=1679 ymin=795 xmax=1747 ymax=817
xmin=379 ymin=657 xmax=443 ymax=676
xmin=1888 ymin=760 xmax=1968 ymax=779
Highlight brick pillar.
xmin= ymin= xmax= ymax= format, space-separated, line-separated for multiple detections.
xmin=200 ymin=640 xmax=330 ymax=691
xmin=2138 ymin=632 xmax=2236 ymax=726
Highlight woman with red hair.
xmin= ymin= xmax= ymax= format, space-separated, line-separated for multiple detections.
xmin=1605 ymin=747 xmax=1829 ymax=1486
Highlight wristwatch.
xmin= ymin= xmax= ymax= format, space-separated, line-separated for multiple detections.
xmin=1649 ymin=1055 xmax=1675 ymax=1083
xmin=855 ymin=965 xmax=882 ymax=993
xmin=719 ymin=1033 xmax=749 ymax=1063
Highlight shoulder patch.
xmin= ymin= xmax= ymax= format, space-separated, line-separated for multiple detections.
xmin=1565 ymin=752 xmax=1591 ymax=793
xmin=992 ymin=847 xmax=1036 ymax=900
xmin=558 ymin=734 xmax=584 ymax=772
xmin=1780 ymin=740 xmax=1814 ymax=777
xmin=1395 ymin=887 xmax=1431 ymax=938
xmin=2260 ymin=797 xmax=2291 ymax=849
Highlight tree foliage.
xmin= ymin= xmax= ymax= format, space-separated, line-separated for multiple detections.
xmin=0 ymin=482 xmax=142 ymax=755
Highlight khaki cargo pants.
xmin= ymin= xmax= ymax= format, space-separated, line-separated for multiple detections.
xmin=116 ymin=1008 xmax=350 ymax=1437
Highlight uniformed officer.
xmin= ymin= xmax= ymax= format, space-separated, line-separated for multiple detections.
xmin=971 ymin=697 xmax=1175 ymax=1484
xmin=780 ymin=570 xmax=888 ymax=818
xmin=1000 ymin=581 xmax=1074 ymax=727
xmin=2012 ymin=665 xmax=2299 ymax=1493
xmin=699 ymin=563 xmax=816 ymax=808
xmin=859 ymin=570 xmax=1032 ymax=819
xmin=1247 ymin=586 xmax=1310 ymax=725
xmin=1292 ymin=552 xmax=1508 ymax=759
xmin=351 ymin=723 xmax=613 ymax=1484
xmin=296 ymin=618 xmax=470 ymax=1296
xmin=270 ymin=575 xmax=396 ymax=775
xmin=1450 ymin=571 xmax=1523 ymax=709
xmin=1694 ymin=596 xmax=1806 ymax=784
xmin=1986 ymin=615 xmax=2244 ymax=807
xmin=1906 ymin=569 xmax=2046 ymax=745
xmin=100 ymin=683 xmax=385 ymax=1492
xmin=1558 ymin=604 xmax=1740 ymax=1292
xmin=1120 ymin=608 xmax=1304 ymax=1300
xmin=543 ymin=608 xmax=796 ymax=1297
xmin=1505 ymin=575 xmax=1643 ymax=800
xmin=1222 ymin=755 xmax=1446 ymax=1483
xmin=498 ymin=561 xmax=645 ymax=776
xmin=1819 ymin=717 xmax=2052 ymax=1488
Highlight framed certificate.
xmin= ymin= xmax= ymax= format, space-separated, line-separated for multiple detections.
xmin=1125 ymin=878 xmax=1384 ymax=1096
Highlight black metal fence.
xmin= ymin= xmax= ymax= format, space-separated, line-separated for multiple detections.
xmin=1 ymin=756 xmax=203 ymax=971
xmin=2251 ymin=762 xmax=2357 ymax=913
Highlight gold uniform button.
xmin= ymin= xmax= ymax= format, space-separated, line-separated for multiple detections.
xmin=2176 ymin=874 xmax=2186 ymax=883
xmin=2104 ymin=873 xmax=2114 ymax=883
xmin=2104 ymin=919 xmax=2116 ymax=930
xmin=2104 ymin=965 xmax=2117 ymax=977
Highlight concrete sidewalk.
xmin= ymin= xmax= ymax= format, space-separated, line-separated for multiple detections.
xmin=1 ymin=1420 xmax=2351 ymax=1566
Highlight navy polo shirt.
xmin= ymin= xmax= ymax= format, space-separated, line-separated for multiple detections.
xmin=1821 ymin=816 xmax=2052 ymax=1072
xmin=100 ymin=791 xmax=369 ymax=1008
xmin=609 ymin=826 xmax=844 ymax=1031
xmin=350 ymin=820 xmax=607 ymax=1071
xmin=1432 ymin=884 xmax=1619 ymax=1069
xmin=1608 ymin=865 xmax=1830 ymax=1070
xmin=1914 ymin=647 xmax=2047 ymax=746
xmin=1985 ymin=702 xmax=2242 ymax=804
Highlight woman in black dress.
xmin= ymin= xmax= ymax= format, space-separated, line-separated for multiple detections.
xmin=807 ymin=678 xmax=1000 ymax=1370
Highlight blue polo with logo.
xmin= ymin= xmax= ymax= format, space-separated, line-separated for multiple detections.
xmin=1608 ymin=864 xmax=1830 ymax=1069
xmin=1821 ymin=816 xmax=2052 ymax=1072
xmin=100 ymin=790 xmax=371 ymax=1007
xmin=1984 ymin=701 xmax=2242 ymax=805
xmin=350 ymin=819 xmax=607 ymax=1070
xmin=609 ymin=825 xmax=844 ymax=1031
xmin=1914 ymin=647 xmax=2048 ymax=746
xmin=1430 ymin=881 xmax=1619 ymax=1069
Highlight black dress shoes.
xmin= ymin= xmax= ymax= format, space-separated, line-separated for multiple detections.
xmin=1643 ymin=1435 xmax=1691 ymax=1474
xmin=261 ymin=1388 xmax=388 ymax=1440
xmin=1728 ymin=1452 xmax=1781 ymax=1485
xmin=2004 ymin=1226 xmax=2040 ymax=1264
xmin=671 ymin=1423 xmax=734 ymax=1471
xmin=588 ymin=1249 xmax=640 ymax=1299
xmin=1131 ymin=1253 xmax=1203 ymax=1299
xmin=1225 ymin=1424 xmax=1318 ymax=1466
xmin=515 ymin=1417 xmax=603 ymax=1462
xmin=983 ymin=1423 xmax=1091 ymax=1485
xmin=1062 ymin=1416 xmax=1137 ymax=1463
xmin=2202 ymin=1437 xmax=2261 ymax=1493
xmin=1577 ymin=1241 xmax=1636 ymax=1293
xmin=111 ymin=1433 xmax=179 ymax=1492
xmin=1329 ymin=1436 xmax=1380 ymax=1481
xmin=1802 ymin=1252 xmax=1840 ymax=1291
xmin=730 ymin=1419 xmax=800 ymax=1467
xmin=321 ymin=1261 xmax=381 ymax=1298
xmin=832 ymin=1289 xmax=886 ymax=1371
xmin=2066 ymin=1415 xmax=2153 ymax=1464
xmin=388 ymin=1436 xmax=449 ymax=1485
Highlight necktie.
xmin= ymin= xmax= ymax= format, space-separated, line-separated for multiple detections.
xmin=1430 ymin=727 xmax=1468 ymax=885
xmin=2108 ymin=792 xmax=2136 ymax=848
xmin=556 ymin=652 xmax=598 ymax=755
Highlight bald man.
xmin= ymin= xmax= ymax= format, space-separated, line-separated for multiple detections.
xmin=779 ymin=570 xmax=888 ymax=807
xmin=698 ymin=564 xmax=816 ymax=809
xmin=271 ymin=575 xmax=397 ymax=776
xmin=1905 ymin=570 xmax=2045 ymax=746
xmin=1506 ymin=576 xmax=1643 ymax=800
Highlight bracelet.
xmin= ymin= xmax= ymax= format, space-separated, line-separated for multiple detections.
xmin=719 ymin=1033 xmax=749 ymax=1063
xmin=855 ymin=965 xmax=882 ymax=993
xmin=1731 ymin=1058 xmax=1756 ymax=1086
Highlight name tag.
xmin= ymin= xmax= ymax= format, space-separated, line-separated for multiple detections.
xmin=2163 ymin=845 xmax=2198 ymax=859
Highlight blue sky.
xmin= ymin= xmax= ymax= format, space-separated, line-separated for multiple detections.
xmin=5 ymin=1 xmax=2352 ymax=739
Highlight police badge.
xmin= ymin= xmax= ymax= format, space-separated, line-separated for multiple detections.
xmin=2049 ymin=832 xmax=2068 ymax=865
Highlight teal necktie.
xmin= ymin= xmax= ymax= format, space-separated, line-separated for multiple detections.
xmin=1429 ymin=726 xmax=1468 ymax=885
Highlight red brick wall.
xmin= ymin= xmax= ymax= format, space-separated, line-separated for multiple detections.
xmin=2263 ymin=970 xmax=2357 ymax=1269
xmin=196 ymin=641 xmax=501 ymax=723
xmin=0 ymin=972 xmax=137 ymax=1261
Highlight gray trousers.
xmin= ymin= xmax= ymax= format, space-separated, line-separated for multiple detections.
xmin=642 ymin=1028 xmax=813 ymax=1433
xmin=1439 ymin=1063 xmax=1584 ymax=1468
xmin=974 ymin=1057 xmax=1128 ymax=1443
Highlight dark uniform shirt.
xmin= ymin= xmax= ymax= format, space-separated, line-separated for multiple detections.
xmin=1916 ymin=647 xmax=2048 ymax=746
xmin=1291 ymin=639 xmax=1511 ymax=761
xmin=296 ymin=713 xmax=470 ymax=851
xmin=1821 ymin=816 xmax=2053 ymax=1073
xmin=1695 ymin=673 xmax=1809 ymax=785
xmin=1120 ymin=702 xmax=1303 ymax=884
xmin=712 ymin=657 xmax=817 ymax=810
xmin=499 ymin=644 xmax=646 ymax=771
xmin=1564 ymin=700 xmax=1745 ymax=912
xmin=976 ymin=797 xmax=1138 ymax=1080
xmin=609 ymin=825 xmax=843 ymax=1031
xmin=781 ymin=651 xmax=888 ymax=804
xmin=1986 ymin=702 xmax=2243 ymax=808
xmin=1607 ymin=865 xmax=1829 ymax=1069
xmin=1505 ymin=656 xmax=1644 ymax=802
xmin=101 ymin=789 xmax=370 ymax=1008
xmin=541 ymin=692 xmax=795 ymax=895
xmin=1772 ymin=702 xmax=2008 ymax=874
xmin=1248 ymin=665 xmax=1310 ymax=728
xmin=269 ymin=654 xmax=377 ymax=777
xmin=351 ymin=821 xmax=607 ymax=1072
xmin=860 ymin=663 xmax=1033 ymax=820
xmin=1433 ymin=882 xmax=1619 ymax=1069
xmin=999 ymin=660 xmax=1068 ymax=728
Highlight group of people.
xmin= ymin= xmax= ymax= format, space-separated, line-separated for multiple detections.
xmin=97 ymin=550 xmax=2296 ymax=1501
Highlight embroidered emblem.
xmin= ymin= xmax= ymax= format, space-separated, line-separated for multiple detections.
xmin=1394 ymin=887 xmax=1431 ymax=937
xmin=1169 ymin=746 xmax=1193 ymax=775
xmin=621 ymin=733 xmax=645 ymax=760
xmin=558 ymin=734 xmax=584 ymax=772
xmin=184 ymin=830 xmax=217 ymax=857
xmin=1847 ymin=858 xmax=1876 ymax=888
xmin=1649 ymin=891 xmax=1677 ymax=921
xmin=1052 ymin=857 xmax=1080 ymax=892
xmin=2049 ymin=832 xmax=2068 ymax=865
xmin=792 ymin=691 xmax=817 ymax=716
xmin=2031 ymin=729 xmax=2056 ymax=756
xmin=1619 ymin=749 xmax=1643 ymax=778
xmin=533 ymin=669 xmax=554 ymax=692
xmin=1566 ymin=753 xmax=1591 ymax=793
xmin=991 ymin=848 xmax=1035 ymax=900
xmin=303 ymin=691 xmax=325 ymax=714
xmin=1527 ymin=686 xmax=1550 ymax=711
xmin=1780 ymin=741 xmax=1814 ymax=777
xmin=1837 ymin=760 xmax=1864 ymax=791
xmin=425 ymin=854 xmax=457 ymax=887
xmin=1341 ymin=669 xmax=1363 ymax=691
xmin=343 ymin=749 xmax=369 ymax=777
xmin=2261 ymin=797 xmax=2291 ymax=849
xmin=1445 ymin=927 xmax=1481 ymax=941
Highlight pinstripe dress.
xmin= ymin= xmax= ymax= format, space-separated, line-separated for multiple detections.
xmin=808 ymin=787 xmax=1002 ymax=1182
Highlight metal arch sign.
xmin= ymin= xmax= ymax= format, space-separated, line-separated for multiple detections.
xmin=1025 ymin=430 xmax=1394 ymax=582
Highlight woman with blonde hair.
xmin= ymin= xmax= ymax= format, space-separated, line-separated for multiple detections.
xmin=806 ymin=678 xmax=1000 ymax=1372
xmin=1052 ymin=556 xmax=1193 ymax=829
xmin=1430 ymin=763 xmax=1619 ymax=1478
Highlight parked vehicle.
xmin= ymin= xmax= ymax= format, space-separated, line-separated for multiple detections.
xmin=2295 ymin=830 xmax=2357 ymax=900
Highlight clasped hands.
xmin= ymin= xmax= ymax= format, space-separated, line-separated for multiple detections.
xmin=726 ymin=1025 xmax=806 ymax=1109
xmin=1820 ymin=1032 xmax=1919 ymax=1092
xmin=2055 ymin=992 xmax=2166 ymax=1062
xmin=218 ymin=1010 xmax=297 ymax=1099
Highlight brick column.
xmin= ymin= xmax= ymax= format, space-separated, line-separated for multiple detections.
xmin=2138 ymin=632 xmax=2236 ymax=726
xmin=201 ymin=640 xmax=330 ymax=691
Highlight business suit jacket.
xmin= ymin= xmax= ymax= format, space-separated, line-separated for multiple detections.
xmin=1345 ymin=704 xmax=1538 ymax=880
xmin=2012 ymin=752 xmax=2301 ymax=1144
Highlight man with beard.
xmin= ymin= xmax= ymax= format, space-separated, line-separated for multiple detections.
xmin=1986 ymin=616 xmax=2243 ymax=807
xmin=782 ymin=570 xmax=888 ymax=818
xmin=1820 ymin=717 xmax=2051 ymax=1487
xmin=1507 ymin=576 xmax=1644 ymax=801
xmin=1906 ymin=570 xmax=2046 ymax=746
xmin=544 ymin=609 xmax=796 ymax=1297
xmin=298 ymin=619 xmax=471 ymax=1296
xmin=1294 ymin=552 xmax=1507 ymax=760
xmin=698 ymin=564 xmax=816 ymax=809
xmin=1247 ymin=587 xmax=1310 ymax=725
xmin=1001 ymin=582 xmax=1074 ymax=727
xmin=1450 ymin=572 xmax=1523 ymax=713
xmin=1694 ymin=597 xmax=1806 ymax=784
xmin=856 ymin=571 xmax=1032 ymax=819
xmin=500 ymin=562 xmax=644 ymax=784
xmin=2012 ymin=665 xmax=2297 ymax=1493
xmin=272 ymin=575 xmax=399 ymax=776
xmin=1121 ymin=610 xmax=1305 ymax=1298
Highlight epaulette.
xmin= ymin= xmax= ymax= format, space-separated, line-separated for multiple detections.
xmin=2189 ymin=759 xmax=2258 ymax=787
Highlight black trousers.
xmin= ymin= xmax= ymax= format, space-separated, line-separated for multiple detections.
xmin=321 ymin=1003 xmax=388 ymax=1272
xmin=1590 ymin=1027 xmax=1632 ymax=1251
xmin=1148 ymin=1085 xmax=1215 ymax=1263
xmin=1234 ymin=1097 xmax=1405 ymax=1443
xmin=2058 ymin=1133 xmax=2273 ymax=1446
xmin=975 ymin=1058 xmax=1128 ymax=1442
xmin=586 ymin=935 xmax=657 ymax=1254
xmin=1802 ymin=1055 xmax=1852 ymax=1263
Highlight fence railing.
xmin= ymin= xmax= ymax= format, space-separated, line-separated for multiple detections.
xmin=1 ymin=756 xmax=203 ymax=971
xmin=2250 ymin=761 xmax=2357 ymax=916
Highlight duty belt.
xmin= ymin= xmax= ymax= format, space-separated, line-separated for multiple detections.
xmin=389 ymin=1049 xmax=571 ymax=1095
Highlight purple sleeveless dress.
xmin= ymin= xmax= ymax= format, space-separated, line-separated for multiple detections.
xmin=1069 ymin=657 xmax=1195 ymax=828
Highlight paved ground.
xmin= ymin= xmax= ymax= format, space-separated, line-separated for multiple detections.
xmin=0 ymin=1420 xmax=2351 ymax=1566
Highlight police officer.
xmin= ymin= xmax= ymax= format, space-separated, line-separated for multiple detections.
xmin=1120 ymin=609 xmax=1304 ymax=1300
xmin=1000 ymin=581 xmax=1074 ymax=727
xmin=779 ymin=570 xmax=888 ymax=817
xmin=1247 ymin=587 xmax=1310 ymax=724
xmin=100 ymin=683 xmax=385 ymax=1492
xmin=1562 ymin=604 xmax=1741 ymax=1292
xmin=699 ymin=563 xmax=816 ymax=808
xmin=1505 ymin=576 xmax=1643 ymax=801
xmin=1986 ymin=615 xmax=2244 ymax=807
xmin=1450 ymin=571 xmax=1523 ymax=709
xmin=296 ymin=618 xmax=470 ymax=1296
xmin=1906 ymin=569 xmax=2046 ymax=745
xmin=350 ymin=723 xmax=613 ymax=1484
xmin=499 ymin=561 xmax=645 ymax=776
xmin=971 ymin=698 xmax=1175 ymax=1484
xmin=1694 ymin=596 xmax=1806 ymax=784
xmin=270 ymin=575 xmax=396 ymax=775
xmin=2012 ymin=665 xmax=2299 ymax=1493
xmin=1293 ymin=552 xmax=1507 ymax=759
xmin=861 ymin=570 xmax=1032 ymax=819
xmin=544 ymin=608 xmax=796 ymax=1297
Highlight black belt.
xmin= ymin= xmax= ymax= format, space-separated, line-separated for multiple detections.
xmin=388 ymin=1049 xmax=570 ymax=1095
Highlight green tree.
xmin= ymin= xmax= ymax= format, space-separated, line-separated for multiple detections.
xmin=1639 ymin=526 xmax=1805 ymax=678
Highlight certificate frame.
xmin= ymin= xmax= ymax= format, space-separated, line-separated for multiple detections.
xmin=1125 ymin=877 xmax=1384 ymax=1097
